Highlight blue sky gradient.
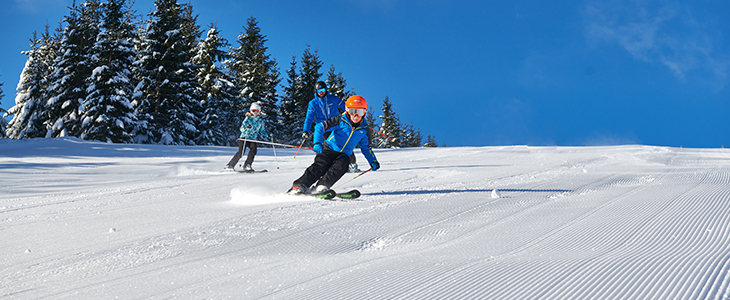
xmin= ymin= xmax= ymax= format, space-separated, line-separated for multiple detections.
xmin=1 ymin=0 xmax=729 ymax=147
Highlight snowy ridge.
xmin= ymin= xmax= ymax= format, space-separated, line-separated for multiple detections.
xmin=1 ymin=138 xmax=730 ymax=299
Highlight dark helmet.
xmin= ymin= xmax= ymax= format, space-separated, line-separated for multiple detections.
xmin=315 ymin=81 xmax=327 ymax=93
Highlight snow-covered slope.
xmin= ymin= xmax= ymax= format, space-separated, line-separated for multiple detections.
xmin=2 ymin=138 xmax=729 ymax=299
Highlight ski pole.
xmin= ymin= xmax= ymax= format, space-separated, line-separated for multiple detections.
xmin=237 ymin=138 xmax=311 ymax=150
xmin=293 ymin=136 xmax=307 ymax=159
xmin=369 ymin=127 xmax=394 ymax=142
xmin=271 ymin=138 xmax=280 ymax=169
xmin=333 ymin=168 xmax=372 ymax=190
xmin=234 ymin=139 xmax=247 ymax=169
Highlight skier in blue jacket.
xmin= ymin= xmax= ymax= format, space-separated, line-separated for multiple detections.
xmin=302 ymin=81 xmax=360 ymax=172
xmin=225 ymin=102 xmax=271 ymax=172
xmin=288 ymin=95 xmax=380 ymax=195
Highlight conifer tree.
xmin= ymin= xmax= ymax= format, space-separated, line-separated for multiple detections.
xmin=45 ymin=1 xmax=101 ymax=138
xmin=3 ymin=32 xmax=45 ymax=139
xmin=402 ymin=122 xmax=423 ymax=147
xmin=179 ymin=3 xmax=199 ymax=45
xmin=423 ymin=135 xmax=438 ymax=147
xmin=298 ymin=45 xmax=323 ymax=115
xmin=6 ymin=26 xmax=58 ymax=139
xmin=374 ymin=96 xmax=427 ymax=148
xmin=194 ymin=23 xmax=237 ymax=146
xmin=326 ymin=64 xmax=353 ymax=101
xmin=278 ymin=56 xmax=302 ymax=143
xmin=279 ymin=45 xmax=324 ymax=144
xmin=80 ymin=0 xmax=137 ymax=143
xmin=227 ymin=17 xmax=281 ymax=142
xmin=294 ymin=45 xmax=324 ymax=145
xmin=376 ymin=96 xmax=402 ymax=148
xmin=6 ymin=34 xmax=46 ymax=139
xmin=133 ymin=0 xmax=202 ymax=145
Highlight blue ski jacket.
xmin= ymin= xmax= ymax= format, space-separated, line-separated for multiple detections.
xmin=313 ymin=113 xmax=377 ymax=165
xmin=302 ymin=92 xmax=345 ymax=134
xmin=239 ymin=115 xmax=270 ymax=141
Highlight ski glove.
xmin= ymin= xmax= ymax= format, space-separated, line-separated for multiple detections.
xmin=313 ymin=143 xmax=323 ymax=154
xmin=302 ymin=132 xmax=309 ymax=139
xmin=370 ymin=160 xmax=380 ymax=171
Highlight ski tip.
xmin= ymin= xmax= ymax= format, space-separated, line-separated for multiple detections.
xmin=335 ymin=189 xmax=361 ymax=199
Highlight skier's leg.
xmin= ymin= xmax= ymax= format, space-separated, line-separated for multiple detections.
xmin=244 ymin=142 xmax=257 ymax=168
xmin=293 ymin=150 xmax=337 ymax=188
xmin=318 ymin=153 xmax=351 ymax=188
xmin=226 ymin=140 xmax=245 ymax=168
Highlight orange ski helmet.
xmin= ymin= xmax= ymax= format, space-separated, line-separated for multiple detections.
xmin=345 ymin=95 xmax=367 ymax=109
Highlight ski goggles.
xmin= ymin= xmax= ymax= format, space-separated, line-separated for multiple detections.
xmin=316 ymin=88 xmax=326 ymax=94
xmin=251 ymin=109 xmax=260 ymax=113
xmin=347 ymin=108 xmax=365 ymax=117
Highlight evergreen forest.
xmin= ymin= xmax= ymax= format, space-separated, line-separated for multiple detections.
xmin=1 ymin=0 xmax=437 ymax=148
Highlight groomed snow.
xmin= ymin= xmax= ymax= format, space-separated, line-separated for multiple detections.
xmin=2 ymin=137 xmax=729 ymax=299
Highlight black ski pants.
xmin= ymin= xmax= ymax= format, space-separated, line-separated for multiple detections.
xmin=293 ymin=147 xmax=351 ymax=189
xmin=227 ymin=140 xmax=257 ymax=168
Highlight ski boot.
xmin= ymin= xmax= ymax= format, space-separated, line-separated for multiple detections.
xmin=287 ymin=185 xmax=306 ymax=195
xmin=312 ymin=185 xmax=336 ymax=199
xmin=314 ymin=185 xmax=330 ymax=193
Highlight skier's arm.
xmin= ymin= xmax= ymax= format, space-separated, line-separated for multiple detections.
xmin=259 ymin=122 xmax=271 ymax=141
xmin=302 ymin=101 xmax=316 ymax=134
xmin=359 ymin=135 xmax=378 ymax=167
xmin=313 ymin=115 xmax=341 ymax=145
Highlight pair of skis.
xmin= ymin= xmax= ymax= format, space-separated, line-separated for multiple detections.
xmin=236 ymin=169 xmax=268 ymax=173
xmin=222 ymin=168 xmax=267 ymax=173
xmin=304 ymin=189 xmax=361 ymax=200
xmin=231 ymin=170 xmax=362 ymax=199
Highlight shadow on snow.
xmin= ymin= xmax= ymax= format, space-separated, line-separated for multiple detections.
xmin=367 ymin=188 xmax=574 ymax=197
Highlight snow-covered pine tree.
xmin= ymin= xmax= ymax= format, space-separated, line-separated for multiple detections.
xmin=423 ymin=135 xmax=438 ymax=147
xmin=326 ymin=64 xmax=354 ymax=102
xmin=374 ymin=97 xmax=426 ymax=148
xmin=401 ymin=122 xmax=422 ymax=147
xmin=80 ymin=0 xmax=137 ymax=143
xmin=132 ymin=0 xmax=202 ymax=145
xmin=278 ymin=56 xmax=302 ymax=144
xmin=296 ymin=45 xmax=324 ymax=145
xmin=278 ymin=45 xmax=323 ymax=144
xmin=325 ymin=63 xmax=361 ymax=148
xmin=227 ymin=16 xmax=281 ymax=143
xmin=45 ymin=1 xmax=101 ymax=138
xmin=5 ymin=26 xmax=58 ymax=139
xmin=298 ymin=45 xmax=323 ymax=115
xmin=6 ymin=34 xmax=45 ymax=139
xmin=376 ymin=96 xmax=402 ymax=148
xmin=193 ymin=23 xmax=237 ymax=146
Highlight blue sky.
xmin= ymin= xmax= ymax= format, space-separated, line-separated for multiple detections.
xmin=1 ymin=0 xmax=729 ymax=147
